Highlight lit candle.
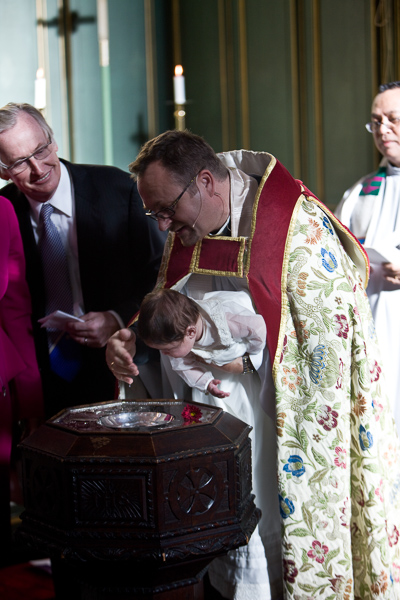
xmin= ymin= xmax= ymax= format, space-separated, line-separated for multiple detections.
xmin=34 ymin=68 xmax=46 ymax=110
xmin=173 ymin=65 xmax=186 ymax=105
xmin=97 ymin=0 xmax=110 ymax=67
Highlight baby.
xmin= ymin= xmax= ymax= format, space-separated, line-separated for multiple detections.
xmin=137 ymin=288 xmax=266 ymax=398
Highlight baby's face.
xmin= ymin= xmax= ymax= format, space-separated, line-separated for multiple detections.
xmin=146 ymin=334 xmax=195 ymax=358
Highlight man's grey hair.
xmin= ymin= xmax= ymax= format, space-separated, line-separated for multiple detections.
xmin=0 ymin=103 xmax=54 ymax=176
xmin=0 ymin=102 xmax=54 ymax=138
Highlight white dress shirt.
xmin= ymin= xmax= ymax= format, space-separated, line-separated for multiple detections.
xmin=26 ymin=162 xmax=123 ymax=326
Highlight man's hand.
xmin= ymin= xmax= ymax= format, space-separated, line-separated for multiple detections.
xmin=382 ymin=262 xmax=400 ymax=285
xmin=66 ymin=311 xmax=120 ymax=347
xmin=212 ymin=356 xmax=244 ymax=374
xmin=106 ymin=328 xmax=139 ymax=384
xmin=196 ymin=355 xmax=244 ymax=374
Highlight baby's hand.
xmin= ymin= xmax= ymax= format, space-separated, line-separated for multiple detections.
xmin=207 ymin=379 xmax=230 ymax=398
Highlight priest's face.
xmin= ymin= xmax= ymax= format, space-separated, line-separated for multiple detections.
xmin=371 ymin=88 xmax=400 ymax=167
xmin=138 ymin=161 xmax=225 ymax=247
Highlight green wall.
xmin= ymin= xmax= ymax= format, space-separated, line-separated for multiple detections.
xmin=0 ymin=0 xmax=382 ymax=207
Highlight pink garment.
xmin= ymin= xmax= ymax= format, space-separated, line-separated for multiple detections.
xmin=0 ymin=195 xmax=43 ymax=550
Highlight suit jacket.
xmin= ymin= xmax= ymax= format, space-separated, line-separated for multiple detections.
xmin=2 ymin=161 xmax=165 ymax=415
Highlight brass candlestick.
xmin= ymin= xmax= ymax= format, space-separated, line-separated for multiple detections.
xmin=174 ymin=103 xmax=186 ymax=131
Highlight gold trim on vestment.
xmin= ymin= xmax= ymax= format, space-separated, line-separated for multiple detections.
xmin=156 ymin=231 xmax=248 ymax=288
xmin=155 ymin=233 xmax=176 ymax=290
xmin=272 ymin=195 xmax=304 ymax=382
xmin=311 ymin=197 xmax=370 ymax=288
xmin=269 ymin=190 xmax=369 ymax=379
xmin=245 ymin=154 xmax=277 ymax=278
xmin=190 ymin=235 xmax=247 ymax=277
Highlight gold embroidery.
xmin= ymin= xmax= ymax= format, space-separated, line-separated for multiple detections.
xmin=156 ymin=232 xmax=176 ymax=289
xmin=190 ymin=236 xmax=247 ymax=277
xmin=245 ymin=154 xmax=276 ymax=276
xmin=273 ymin=194 xmax=304 ymax=382
xmin=156 ymin=232 xmax=248 ymax=290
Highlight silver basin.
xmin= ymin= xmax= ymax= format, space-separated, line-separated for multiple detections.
xmin=98 ymin=411 xmax=174 ymax=429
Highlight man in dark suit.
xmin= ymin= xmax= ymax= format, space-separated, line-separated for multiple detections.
xmin=0 ymin=103 xmax=165 ymax=417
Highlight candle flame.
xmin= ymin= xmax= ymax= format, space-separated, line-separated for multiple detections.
xmin=174 ymin=65 xmax=183 ymax=77
xmin=36 ymin=68 xmax=45 ymax=79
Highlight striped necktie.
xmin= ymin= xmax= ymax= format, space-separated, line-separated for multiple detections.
xmin=38 ymin=203 xmax=81 ymax=381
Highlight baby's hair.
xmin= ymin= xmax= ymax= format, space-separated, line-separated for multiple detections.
xmin=138 ymin=289 xmax=200 ymax=345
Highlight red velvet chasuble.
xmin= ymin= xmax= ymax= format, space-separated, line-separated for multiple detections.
xmin=148 ymin=159 xmax=314 ymax=367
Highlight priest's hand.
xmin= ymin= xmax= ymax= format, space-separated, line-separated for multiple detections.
xmin=106 ymin=328 xmax=139 ymax=384
xmin=211 ymin=357 xmax=244 ymax=374
xmin=382 ymin=262 xmax=400 ymax=285
xmin=194 ymin=355 xmax=244 ymax=373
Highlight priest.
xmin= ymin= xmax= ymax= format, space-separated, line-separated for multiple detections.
xmin=107 ymin=130 xmax=400 ymax=600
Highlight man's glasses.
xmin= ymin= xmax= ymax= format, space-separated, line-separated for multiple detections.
xmin=365 ymin=117 xmax=400 ymax=133
xmin=145 ymin=167 xmax=204 ymax=221
xmin=0 ymin=136 xmax=53 ymax=175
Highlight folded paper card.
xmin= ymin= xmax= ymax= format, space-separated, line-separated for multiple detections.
xmin=38 ymin=310 xmax=84 ymax=330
